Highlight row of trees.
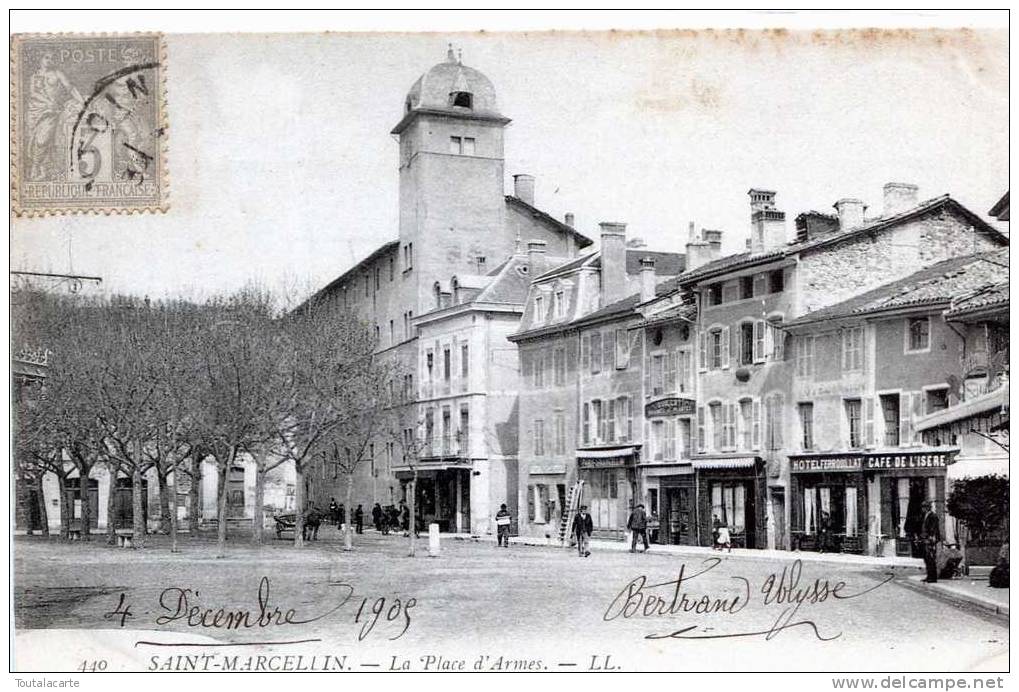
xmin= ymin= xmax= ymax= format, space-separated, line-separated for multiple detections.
xmin=13 ymin=288 xmax=417 ymax=556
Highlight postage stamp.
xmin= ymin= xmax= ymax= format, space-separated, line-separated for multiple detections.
xmin=10 ymin=33 xmax=167 ymax=216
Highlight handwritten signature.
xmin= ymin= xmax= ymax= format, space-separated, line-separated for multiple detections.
xmin=604 ymin=558 xmax=893 ymax=642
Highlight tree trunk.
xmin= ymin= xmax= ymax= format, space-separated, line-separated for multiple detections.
xmin=35 ymin=474 xmax=50 ymax=538
xmin=344 ymin=471 xmax=354 ymax=551
xmin=252 ymin=455 xmax=266 ymax=545
xmin=216 ymin=447 xmax=232 ymax=558
xmin=188 ymin=454 xmax=202 ymax=536
xmin=105 ymin=464 xmax=118 ymax=544
xmin=294 ymin=461 xmax=305 ymax=549
xmin=56 ymin=473 xmax=70 ymax=540
xmin=157 ymin=468 xmax=171 ymax=534
xmin=79 ymin=463 xmax=93 ymax=541
xmin=169 ymin=465 xmax=179 ymax=553
xmin=408 ymin=472 xmax=417 ymax=557
xmin=131 ymin=464 xmax=146 ymax=548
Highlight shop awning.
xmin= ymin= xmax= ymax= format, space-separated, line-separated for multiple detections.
xmin=576 ymin=446 xmax=636 ymax=459
xmin=915 ymin=384 xmax=1009 ymax=432
xmin=691 ymin=456 xmax=757 ymax=470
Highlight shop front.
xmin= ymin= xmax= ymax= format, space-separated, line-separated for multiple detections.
xmin=525 ymin=464 xmax=567 ymax=538
xmin=395 ymin=461 xmax=471 ymax=533
xmin=692 ymin=456 xmax=766 ymax=549
xmin=790 ymin=449 xmax=956 ymax=557
xmin=639 ymin=464 xmax=696 ymax=545
xmin=576 ymin=447 xmax=637 ymax=540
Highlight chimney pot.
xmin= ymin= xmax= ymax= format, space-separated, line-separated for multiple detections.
xmin=749 ymin=189 xmax=787 ymax=252
xmin=834 ymin=198 xmax=867 ymax=231
xmin=526 ymin=239 xmax=547 ymax=275
xmin=599 ymin=222 xmax=627 ymax=305
xmin=564 ymin=212 xmax=575 ymax=228
xmin=882 ymin=182 xmax=919 ymax=217
xmin=639 ymin=257 xmax=656 ymax=303
xmin=513 ymin=174 xmax=536 ymax=206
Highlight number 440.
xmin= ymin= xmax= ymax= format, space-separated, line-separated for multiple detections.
xmin=77 ymin=659 xmax=108 ymax=672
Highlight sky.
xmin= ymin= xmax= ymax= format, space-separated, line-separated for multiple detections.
xmin=11 ymin=25 xmax=1009 ymax=303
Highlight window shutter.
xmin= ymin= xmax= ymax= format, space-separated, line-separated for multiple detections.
xmin=602 ymin=332 xmax=614 ymax=374
xmin=696 ymin=406 xmax=705 ymax=452
xmin=752 ymin=400 xmax=761 ymax=450
xmin=643 ymin=338 xmax=652 ymax=398
xmin=527 ymin=485 xmax=535 ymax=521
xmin=698 ymin=331 xmax=707 ymax=372
xmin=899 ymin=394 xmax=911 ymax=447
xmin=721 ymin=326 xmax=731 ymax=368
xmin=773 ymin=398 xmax=783 ymax=448
xmin=626 ymin=397 xmax=634 ymax=442
xmin=864 ymin=397 xmax=875 ymax=447
xmin=582 ymin=403 xmax=590 ymax=445
xmin=665 ymin=351 xmax=677 ymax=392
xmin=753 ymin=320 xmax=765 ymax=362
xmin=580 ymin=334 xmax=590 ymax=372
xmin=910 ymin=392 xmax=923 ymax=445
xmin=763 ymin=321 xmax=773 ymax=361
xmin=665 ymin=419 xmax=676 ymax=460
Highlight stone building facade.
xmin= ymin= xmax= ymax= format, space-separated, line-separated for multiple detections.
xmin=672 ymin=185 xmax=1007 ymax=551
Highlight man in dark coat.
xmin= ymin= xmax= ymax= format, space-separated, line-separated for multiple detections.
xmin=920 ymin=500 xmax=942 ymax=583
xmin=495 ymin=503 xmax=512 ymax=547
xmin=371 ymin=503 xmax=383 ymax=532
xmin=571 ymin=505 xmax=594 ymax=558
xmin=328 ymin=498 xmax=339 ymax=527
xmin=627 ymin=503 xmax=649 ymax=553
xmin=355 ymin=505 xmax=364 ymax=534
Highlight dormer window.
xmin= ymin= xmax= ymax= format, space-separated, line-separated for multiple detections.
xmin=450 ymin=91 xmax=473 ymax=109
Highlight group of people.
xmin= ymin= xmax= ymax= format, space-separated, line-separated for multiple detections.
xmin=371 ymin=501 xmax=414 ymax=536
xmin=326 ymin=499 xmax=365 ymax=534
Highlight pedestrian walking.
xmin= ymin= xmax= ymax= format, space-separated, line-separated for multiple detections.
xmin=495 ymin=504 xmax=511 ymax=547
xmin=920 ymin=500 xmax=942 ymax=583
xmin=337 ymin=503 xmax=346 ymax=530
xmin=372 ymin=503 xmax=383 ymax=532
xmin=627 ymin=503 xmax=649 ymax=553
xmin=572 ymin=505 xmax=593 ymax=558
xmin=328 ymin=498 xmax=339 ymax=527
xmin=355 ymin=504 xmax=364 ymax=534
xmin=399 ymin=501 xmax=410 ymax=536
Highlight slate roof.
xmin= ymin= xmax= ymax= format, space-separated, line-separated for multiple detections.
xmin=533 ymin=248 xmax=685 ymax=282
xmin=784 ymin=249 xmax=1009 ymax=328
xmin=505 ymin=195 xmax=594 ymax=248
xmin=511 ymin=276 xmax=684 ymax=341
xmin=678 ymin=195 xmax=1008 ymax=287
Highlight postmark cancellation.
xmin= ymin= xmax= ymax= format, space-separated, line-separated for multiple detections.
xmin=11 ymin=33 xmax=168 ymax=216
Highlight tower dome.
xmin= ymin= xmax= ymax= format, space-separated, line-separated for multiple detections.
xmin=403 ymin=45 xmax=502 ymax=118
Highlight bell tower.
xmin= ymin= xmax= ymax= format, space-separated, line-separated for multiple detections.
xmin=391 ymin=46 xmax=512 ymax=315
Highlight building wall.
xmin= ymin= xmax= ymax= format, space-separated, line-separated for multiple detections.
xmin=797 ymin=207 xmax=1003 ymax=315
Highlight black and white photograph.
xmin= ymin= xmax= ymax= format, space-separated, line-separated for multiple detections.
xmin=7 ymin=10 xmax=1011 ymax=682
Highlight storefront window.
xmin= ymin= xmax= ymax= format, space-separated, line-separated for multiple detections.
xmin=710 ymin=482 xmax=746 ymax=532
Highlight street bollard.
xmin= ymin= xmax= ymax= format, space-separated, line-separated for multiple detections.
xmin=428 ymin=523 xmax=440 ymax=557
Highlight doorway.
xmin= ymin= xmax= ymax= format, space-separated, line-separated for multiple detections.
xmin=113 ymin=477 xmax=149 ymax=528
xmin=663 ymin=480 xmax=695 ymax=545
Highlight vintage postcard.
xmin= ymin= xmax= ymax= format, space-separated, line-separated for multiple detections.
xmin=10 ymin=33 xmax=167 ymax=216
xmin=8 ymin=11 xmax=1010 ymax=682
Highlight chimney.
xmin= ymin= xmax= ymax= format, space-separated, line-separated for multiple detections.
xmin=564 ymin=212 xmax=575 ymax=228
xmin=513 ymin=174 xmax=535 ymax=206
xmin=685 ymin=221 xmax=711 ymax=271
xmin=834 ymin=198 xmax=866 ymax=231
xmin=703 ymin=229 xmax=723 ymax=258
xmin=748 ymin=188 xmax=787 ymax=253
xmin=599 ymin=222 xmax=627 ymax=305
xmin=882 ymin=182 xmax=919 ymax=217
xmin=526 ymin=239 xmax=547 ymax=275
xmin=639 ymin=257 xmax=656 ymax=303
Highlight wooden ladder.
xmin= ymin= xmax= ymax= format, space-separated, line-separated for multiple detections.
xmin=557 ymin=480 xmax=585 ymax=546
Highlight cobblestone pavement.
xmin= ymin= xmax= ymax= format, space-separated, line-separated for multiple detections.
xmin=12 ymin=529 xmax=1009 ymax=671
